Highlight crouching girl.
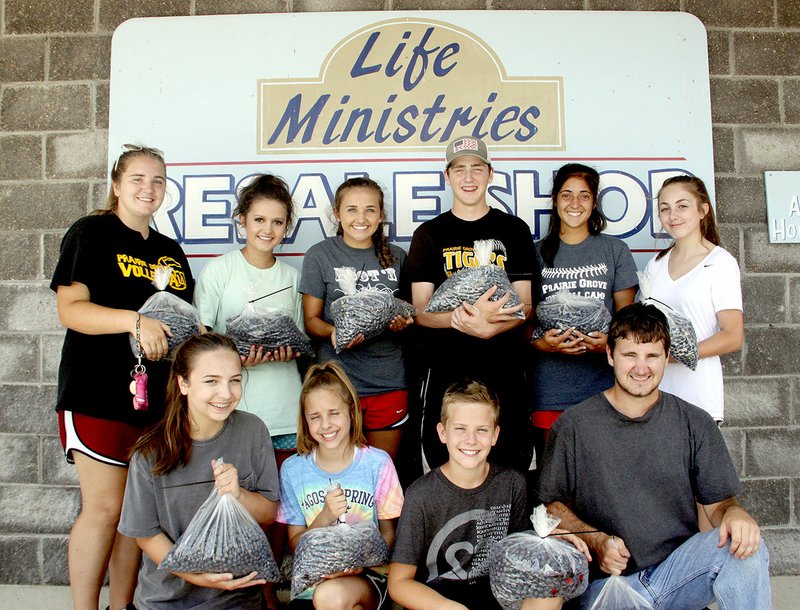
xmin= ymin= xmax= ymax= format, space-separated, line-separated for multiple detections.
xmin=279 ymin=362 xmax=404 ymax=609
xmin=119 ymin=333 xmax=280 ymax=609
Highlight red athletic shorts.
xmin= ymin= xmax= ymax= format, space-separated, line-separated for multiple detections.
xmin=58 ymin=410 xmax=144 ymax=467
xmin=531 ymin=410 xmax=562 ymax=430
xmin=360 ymin=390 xmax=408 ymax=431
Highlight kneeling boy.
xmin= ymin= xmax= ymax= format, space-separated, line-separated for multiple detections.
xmin=388 ymin=381 xmax=574 ymax=610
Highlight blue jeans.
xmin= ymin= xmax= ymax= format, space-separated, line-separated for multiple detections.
xmin=579 ymin=529 xmax=771 ymax=610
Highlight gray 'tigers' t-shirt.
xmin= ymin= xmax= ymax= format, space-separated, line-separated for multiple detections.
xmin=119 ymin=411 xmax=279 ymax=610
xmin=299 ymin=235 xmax=407 ymax=396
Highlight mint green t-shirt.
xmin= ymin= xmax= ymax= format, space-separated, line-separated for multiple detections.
xmin=195 ymin=250 xmax=303 ymax=436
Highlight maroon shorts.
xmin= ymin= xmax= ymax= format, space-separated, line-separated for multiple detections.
xmin=58 ymin=410 xmax=144 ymax=467
xmin=360 ymin=390 xmax=408 ymax=431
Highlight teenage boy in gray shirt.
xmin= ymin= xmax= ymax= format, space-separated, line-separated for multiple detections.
xmin=537 ymin=302 xmax=771 ymax=609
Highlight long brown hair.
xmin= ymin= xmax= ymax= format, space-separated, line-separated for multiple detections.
xmin=655 ymin=175 xmax=720 ymax=260
xmin=131 ymin=333 xmax=241 ymax=476
xmin=539 ymin=163 xmax=607 ymax=268
xmin=96 ymin=145 xmax=166 ymax=215
xmin=333 ymin=177 xmax=396 ymax=269
xmin=295 ymin=361 xmax=366 ymax=455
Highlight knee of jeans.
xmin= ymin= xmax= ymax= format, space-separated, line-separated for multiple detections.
xmin=701 ymin=527 xmax=726 ymax=547
xmin=690 ymin=528 xmax=736 ymax=565
xmin=727 ymin=541 xmax=771 ymax=590
xmin=744 ymin=540 xmax=770 ymax=568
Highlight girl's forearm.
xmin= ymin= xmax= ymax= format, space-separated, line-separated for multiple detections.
xmin=304 ymin=315 xmax=334 ymax=339
xmin=698 ymin=330 xmax=742 ymax=359
xmin=137 ymin=532 xmax=173 ymax=566
xmin=302 ymin=294 xmax=334 ymax=339
xmin=59 ymin=298 xmax=138 ymax=335
xmin=698 ymin=309 xmax=744 ymax=359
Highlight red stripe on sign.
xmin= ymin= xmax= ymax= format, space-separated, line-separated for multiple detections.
xmin=167 ymin=155 xmax=687 ymax=167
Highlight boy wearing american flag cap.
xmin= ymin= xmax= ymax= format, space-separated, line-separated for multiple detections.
xmin=400 ymin=136 xmax=541 ymax=482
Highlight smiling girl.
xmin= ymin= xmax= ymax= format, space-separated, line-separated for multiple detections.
xmin=530 ymin=163 xmax=638 ymax=460
xmin=278 ymin=361 xmax=403 ymax=610
xmin=300 ymin=177 xmax=412 ymax=458
xmin=119 ymin=333 xmax=279 ymax=609
xmin=51 ymin=144 xmax=194 ymax=610
xmin=643 ymin=175 xmax=743 ymax=422
xmin=194 ymin=173 xmax=303 ymax=460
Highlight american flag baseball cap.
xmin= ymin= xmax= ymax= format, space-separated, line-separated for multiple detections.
xmin=445 ymin=136 xmax=491 ymax=166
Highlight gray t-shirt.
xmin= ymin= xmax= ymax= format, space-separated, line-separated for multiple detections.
xmin=299 ymin=235 xmax=407 ymax=396
xmin=119 ymin=411 xmax=279 ymax=610
xmin=536 ymin=391 xmax=742 ymax=573
xmin=531 ymin=234 xmax=638 ymax=411
xmin=391 ymin=465 xmax=528 ymax=584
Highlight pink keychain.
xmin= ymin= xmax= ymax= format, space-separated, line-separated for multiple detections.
xmin=131 ymin=365 xmax=149 ymax=411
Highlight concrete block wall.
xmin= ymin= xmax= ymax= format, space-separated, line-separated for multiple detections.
xmin=0 ymin=0 xmax=798 ymax=583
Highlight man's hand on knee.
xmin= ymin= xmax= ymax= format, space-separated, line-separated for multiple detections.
xmin=718 ymin=505 xmax=761 ymax=559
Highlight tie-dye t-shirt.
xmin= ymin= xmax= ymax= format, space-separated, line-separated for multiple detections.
xmin=278 ymin=445 xmax=403 ymax=527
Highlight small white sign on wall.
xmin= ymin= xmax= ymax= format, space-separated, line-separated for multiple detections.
xmin=765 ymin=171 xmax=800 ymax=243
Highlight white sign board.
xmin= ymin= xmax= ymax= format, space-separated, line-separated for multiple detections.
xmin=765 ymin=171 xmax=800 ymax=243
xmin=109 ymin=10 xmax=714 ymax=273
